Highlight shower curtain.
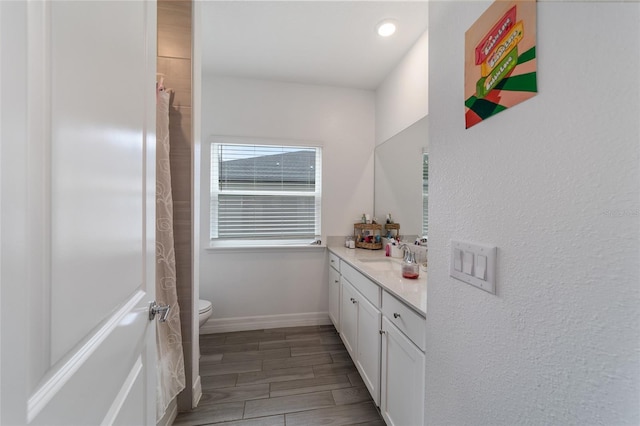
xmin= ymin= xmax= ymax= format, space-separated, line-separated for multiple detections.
xmin=156 ymin=87 xmax=185 ymax=420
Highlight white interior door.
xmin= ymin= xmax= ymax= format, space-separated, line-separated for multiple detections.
xmin=1 ymin=1 xmax=158 ymax=424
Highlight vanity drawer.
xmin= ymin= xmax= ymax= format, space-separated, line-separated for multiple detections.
xmin=382 ymin=291 xmax=425 ymax=351
xmin=329 ymin=252 xmax=340 ymax=272
xmin=341 ymin=262 xmax=381 ymax=308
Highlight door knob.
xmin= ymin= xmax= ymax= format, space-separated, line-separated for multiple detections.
xmin=149 ymin=301 xmax=171 ymax=322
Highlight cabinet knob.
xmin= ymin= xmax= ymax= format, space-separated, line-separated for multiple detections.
xmin=334 ymin=280 xmax=339 ymax=283
xmin=393 ymin=313 xmax=401 ymax=319
xmin=379 ymin=330 xmax=385 ymax=335
xmin=350 ymin=298 xmax=357 ymax=304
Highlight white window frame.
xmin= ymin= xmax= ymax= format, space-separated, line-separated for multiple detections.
xmin=209 ymin=137 xmax=323 ymax=248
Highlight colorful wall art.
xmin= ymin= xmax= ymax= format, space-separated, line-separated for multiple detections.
xmin=465 ymin=0 xmax=537 ymax=129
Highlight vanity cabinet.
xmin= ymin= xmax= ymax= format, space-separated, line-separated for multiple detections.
xmin=328 ymin=252 xmax=341 ymax=329
xmin=328 ymin=249 xmax=426 ymax=425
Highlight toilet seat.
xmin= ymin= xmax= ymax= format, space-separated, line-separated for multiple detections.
xmin=199 ymin=299 xmax=212 ymax=315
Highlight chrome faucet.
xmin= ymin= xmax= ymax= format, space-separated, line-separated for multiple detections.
xmin=399 ymin=243 xmax=416 ymax=263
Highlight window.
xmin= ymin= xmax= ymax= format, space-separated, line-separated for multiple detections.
xmin=210 ymin=140 xmax=322 ymax=246
xmin=422 ymin=152 xmax=428 ymax=237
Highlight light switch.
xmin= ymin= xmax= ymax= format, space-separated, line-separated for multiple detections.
xmin=463 ymin=251 xmax=474 ymax=275
xmin=475 ymin=255 xmax=487 ymax=280
xmin=454 ymin=249 xmax=463 ymax=272
xmin=450 ymin=240 xmax=497 ymax=294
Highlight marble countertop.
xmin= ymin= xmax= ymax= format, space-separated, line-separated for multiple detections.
xmin=328 ymin=245 xmax=427 ymax=317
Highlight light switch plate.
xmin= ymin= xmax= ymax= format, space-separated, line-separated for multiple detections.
xmin=450 ymin=240 xmax=497 ymax=294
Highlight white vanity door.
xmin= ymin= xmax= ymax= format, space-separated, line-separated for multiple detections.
xmin=328 ymin=265 xmax=341 ymax=330
xmin=0 ymin=1 xmax=157 ymax=424
xmin=340 ymin=275 xmax=382 ymax=406
xmin=355 ymin=293 xmax=381 ymax=406
xmin=381 ymin=317 xmax=425 ymax=426
xmin=340 ymin=278 xmax=359 ymax=358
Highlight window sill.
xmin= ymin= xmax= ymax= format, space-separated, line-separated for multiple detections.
xmin=206 ymin=240 xmax=326 ymax=251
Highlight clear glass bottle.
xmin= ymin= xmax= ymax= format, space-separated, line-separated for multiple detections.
xmin=402 ymin=249 xmax=420 ymax=279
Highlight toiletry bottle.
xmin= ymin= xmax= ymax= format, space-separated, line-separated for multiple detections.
xmin=401 ymin=247 xmax=420 ymax=279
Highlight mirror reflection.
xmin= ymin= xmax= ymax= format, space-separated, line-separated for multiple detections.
xmin=374 ymin=116 xmax=428 ymax=240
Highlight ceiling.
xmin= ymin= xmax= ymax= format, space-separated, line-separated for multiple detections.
xmin=201 ymin=1 xmax=429 ymax=90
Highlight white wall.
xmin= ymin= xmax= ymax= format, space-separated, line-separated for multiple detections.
xmin=375 ymin=30 xmax=428 ymax=146
xmin=200 ymin=76 xmax=375 ymax=328
xmin=426 ymin=2 xmax=639 ymax=425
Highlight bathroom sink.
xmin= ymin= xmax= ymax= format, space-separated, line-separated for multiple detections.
xmin=358 ymin=258 xmax=400 ymax=271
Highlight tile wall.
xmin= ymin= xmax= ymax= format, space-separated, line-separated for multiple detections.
xmin=157 ymin=0 xmax=194 ymax=412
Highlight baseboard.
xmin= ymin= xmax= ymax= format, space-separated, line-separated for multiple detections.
xmin=156 ymin=397 xmax=177 ymax=426
xmin=200 ymin=312 xmax=331 ymax=334
xmin=192 ymin=375 xmax=202 ymax=408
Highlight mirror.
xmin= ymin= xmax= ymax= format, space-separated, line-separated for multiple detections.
xmin=374 ymin=116 xmax=428 ymax=240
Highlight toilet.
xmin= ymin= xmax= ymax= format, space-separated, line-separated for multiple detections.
xmin=198 ymin=299 xmax=212 ymax=329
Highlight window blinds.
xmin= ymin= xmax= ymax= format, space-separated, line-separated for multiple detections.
xmin=211 ymin=143 xmax=322 ymax=241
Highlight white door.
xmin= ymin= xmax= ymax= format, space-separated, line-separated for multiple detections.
xmin=1 ymin=1 xmax=158 ymax=424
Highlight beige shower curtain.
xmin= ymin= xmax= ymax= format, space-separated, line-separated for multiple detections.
xmin=156 ymin=88 xmax=185 ymax=420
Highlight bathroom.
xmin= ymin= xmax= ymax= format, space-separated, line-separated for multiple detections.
xmin=157 ymin=1 xmax=432 ymax=418
xmin=197 ymin=3 xmax=429 ymax=332
xmin=0 ymin=0 xmax=637 ymax=425
xmin=160 ymin=0 xmax=639 ymax=424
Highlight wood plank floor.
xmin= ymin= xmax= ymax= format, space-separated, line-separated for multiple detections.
xmin=173 ymin=325 xmax=385 ymax=426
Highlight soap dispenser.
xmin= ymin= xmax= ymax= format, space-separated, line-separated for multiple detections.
xmin=401 ymin=246 xmax=420 ymax=279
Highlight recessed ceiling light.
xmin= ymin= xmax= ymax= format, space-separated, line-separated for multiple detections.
xmin=376 ymin=19 xmax=397 ymax=37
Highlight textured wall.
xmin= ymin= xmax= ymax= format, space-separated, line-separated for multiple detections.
xmin=425 ymin=2 xmax=639 ymax=425
xmin=157 ymin=0 xmax=195 ymax=412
